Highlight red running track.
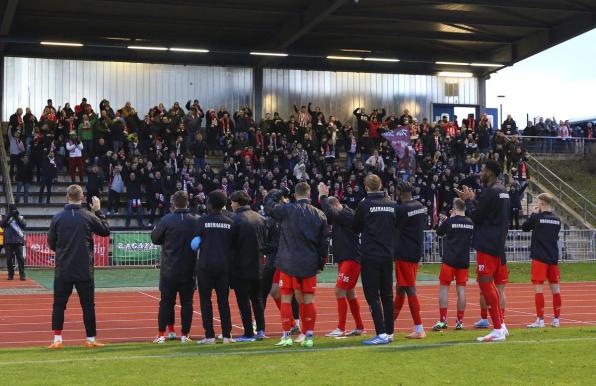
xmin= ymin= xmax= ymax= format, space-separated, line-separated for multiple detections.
xmin=1 ymin=282 xmax=596 ymax=348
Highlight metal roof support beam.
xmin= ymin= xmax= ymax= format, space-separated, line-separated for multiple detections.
xmin=276 ymin=0 xmax=349 ymax=49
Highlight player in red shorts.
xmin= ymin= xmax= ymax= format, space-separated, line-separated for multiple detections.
xmin=318 ymin=184 xmax=365 ymax=337
xmin=265 ymin=182 xmax=328 ymax=348
xmin=475 ymin=255 xmax=508 ymax=333
xmin=393 ymin=181 xmax=427 ymax=339
xmin=432 ymin=198 xmax=474 ymax=331
xmin=522 ymin=193 xmax=562 ymax=328
xmin=457 ymin=160 xmax=510 ymax=342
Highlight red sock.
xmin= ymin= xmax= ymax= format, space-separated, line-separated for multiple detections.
xmin=553 ymin=293 xmax=562 ymax=318
xmin=158 ymin=330 xmax=165 ymax=337
xmin=280 ymin=301 xmax=293 ymax=332
xmin=348 ymin=298 xmax=365 ymax=330
xmin=439 ymin=307 xmax=448 ymax=323
xmin=274 ymin=298 xmax=281 ymax=311
xmin=394 ymin=293 xmax=406 ymax=321
xmin=478 ymin=281 xmax=502 ymax=329
xmin=480 ymin=307 xmax=488 ymax=319
xmin=535 ymin=293 xmax=545 ymax=319
xmin=408 ymin=295 xmax=422 ymax=326
xmin=299 ymin=303 xmax=306 ymax=333
xmin=456 ymin=310 xmax=464 ymax=322
xmin=302 ymin=303 xmax=316 ymax=333
xmin=53 ymin=329 xmax=62 ymax=335
xmin=337 ymin=297 xmax=348 ymax=331
xmin=167 ymin=324 xmax=175 ymax=333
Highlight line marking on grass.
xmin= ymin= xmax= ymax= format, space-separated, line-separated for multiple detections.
xmin=137 ymin=291 xmax=245 ymax=331
xmin=1 ymin=336 xmax=595 ymax=366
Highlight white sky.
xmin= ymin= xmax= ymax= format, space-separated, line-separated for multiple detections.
xmin=486 ymin=27 xmax=596 ymax=124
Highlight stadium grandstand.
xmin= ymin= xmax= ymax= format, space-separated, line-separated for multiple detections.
xmin=0 ymin=1 xmax=595 ymax=385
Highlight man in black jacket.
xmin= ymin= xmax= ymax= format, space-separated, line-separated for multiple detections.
xmin=457 ymin=159 xmax=510 ymax=342
xmin=229 ymin=191 xmax=268 ymax=341
xmin=318 ymin=184 xmax=365 ymax=338
xmin=39 ymin=151 xmax=57 ymax=204
xmin=522 ymin=193 xmax=562 ymax=329
xmin=151 ymin=191 xmax=199 ymax=344
xmin=353 ymin=174 xmax=398 ymax=345
xmin=47 ymin=185 xmax=110 ymax=349
xmin=194 ymin=190 xmax=235 ymax=344
xmin=266 ymin=182 xmax=328 ymax=348
xmin=125 ymin=172 xmax=144 ymax=227
xmin=393 ymin=181 xmax=428 ymax=340
xmin=1 ymin=204 xmax=27 ymax=280
xmin=432 ymin=198 xmax=473 ymax=332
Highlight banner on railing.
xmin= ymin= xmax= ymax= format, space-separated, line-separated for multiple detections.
xmin=25 ymin=234 xmax=110 ymax=267
xmin=111 ymin=232 xmax=160 ymax=265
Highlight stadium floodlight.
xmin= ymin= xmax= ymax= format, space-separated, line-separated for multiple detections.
xmin=327 ymin=55 xmax=363 ymax=61
xmin=128 ymin=45 xmax=168 ymax=51
xmin=364 ymin=57 xmax=400 ymax=62
xmin=470 ymin=63 xmax=505 ymax=67
xmin=340 ymin=48 xmax=372 ymax=53
xmin=438 ymin=71 xmax=474 ymax=78
xmin=40 ymin=41 xmax=83 ymax=47
xmin=170 ymin=47 xmax=210 ymax=53
xmin=249 ymin=52 xmax=289 ymax=57
xmin=436 ymin=61 xmax=469 ymax=66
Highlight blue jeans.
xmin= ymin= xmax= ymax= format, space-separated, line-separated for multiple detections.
xmin=346 ymin=152 xmax=356 ymax=170
xmin=16 ymin=182 xmax=30 ymax=203
xmin=126 ymin=199 xmax=144 ymax=227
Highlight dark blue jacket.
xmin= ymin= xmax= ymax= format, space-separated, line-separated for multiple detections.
xmin=353 ymin=191 xmax=398 ymax=263
xmin=436 ymin=215 xmax=474 ymax=269
xmin=194 ymin=212 xmax=234 ymax=274
xmin=320 ymin=196 xmax=360 ymax=263
xmin=230 ymin=206 xmax=268 ymax=280
xmin=522 ymin=211 xmax=561 ymax=265
xmin=395 ymin=200 xmax=427 ymax=263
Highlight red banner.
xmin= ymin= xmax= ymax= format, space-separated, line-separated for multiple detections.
xmin=25 ymin=234 xmax=110 ymax=267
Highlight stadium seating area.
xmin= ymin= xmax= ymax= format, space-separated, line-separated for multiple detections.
xmin=3 ymin=98 xmax=543 ymax=229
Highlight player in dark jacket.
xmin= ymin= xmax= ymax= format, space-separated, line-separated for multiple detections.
xmin=47 ymin=185 xmax=110 ymax=349
xmin=1 ymin=204 xmax=27 ymax=280
xmin=393 ymin=181 xmax=427 ymax=339
xmin=229 ymin=190 xmax=268 ymax=341
xmin=457 ymin=159 xmax=510 ymax=342
xmin=432 ymin=198 xmax=473 ymax=331
xmin=266 ymin=182 xmax=328 ymax=348
xmin=522 ymin=193 xmax=562 ymax=328
xmin=353 ymin=174 xmax=398 ymax=345
xmin=194 ymin=190 xmax=235 ymax=344
xmin=318 ymin=184 xmax=365 ymax=338
xmin=150 ymin=191 xmax=199 ymax=344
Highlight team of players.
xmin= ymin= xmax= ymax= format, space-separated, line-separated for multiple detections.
xmin=46 ymin=160 xmax=563 ymax=348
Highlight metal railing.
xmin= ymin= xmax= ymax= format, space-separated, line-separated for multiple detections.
xmin=515 ymin=135 xmax=594 ymax=155
xmin=20 ymin=228 xmax=596 ymax=268
xmin=525 ymin=154 xmax=596 ymax=226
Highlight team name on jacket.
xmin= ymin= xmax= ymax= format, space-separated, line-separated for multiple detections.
xmin=521 ymin=211 xmax=561 ymax=265
xmin=204 ymin=222 xmax=231 ymax=229
xmin=370 ymin=206 xmax=395 ymax=213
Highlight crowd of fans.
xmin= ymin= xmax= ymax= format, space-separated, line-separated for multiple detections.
xmin=5 ymin=98 xmax=537 ymax=229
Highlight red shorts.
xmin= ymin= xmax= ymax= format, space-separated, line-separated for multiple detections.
xmin=272 ymin=268 xmax=281 ymax=285
xmin=494 ymin=263 xmax=509 ymax=285
xmin=279 ymin=271 xmax=317 ymax=296
xmin=336 ymin=260 xmax=361 ymax=290
xmin=531 ymin=259 xmax=560 ymax=284
xmin=395 ymin=260 xmax=418 ymax=287
xmin=476 ymin=251 xmax=502 ymax=281
xmin=439 ymin=263 xmax=469 ymax=286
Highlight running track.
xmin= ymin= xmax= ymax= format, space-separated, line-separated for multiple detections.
xmin=1 ymin=281 xmax=596 ymax=348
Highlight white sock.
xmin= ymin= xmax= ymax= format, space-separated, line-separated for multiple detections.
xmin=492 ymin=329 xmax=502 ymax=335
xmin=294 ymin=319 xmax=300 ymax=327
xmin=415 ymin=324 xmax=424 ymax=333
xmin=87 ymin=337 xmax=95 ymax=342
xmin=54 ymin=335 xmax=62 ymax=343
xmin=379 ymin=333 xmax=388 ymax=339
xmin=305 ymin=330 xmax=313 ymax=337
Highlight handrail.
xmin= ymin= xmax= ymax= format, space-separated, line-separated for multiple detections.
xmin=0 ymin=125 xmax=15 ymax=206
xmin=526 ymin=154 xmax=596 ymax=225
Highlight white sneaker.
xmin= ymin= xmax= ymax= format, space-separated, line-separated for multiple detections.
xmin=387 ymin=334 xmax=394 ymax=342
xmin=197 ymin=338 xmax=216 ymax=345
xmin=217 ymin=334 xmax=223 ymax=340
xmin=223 ymin=337 xmax=236 ymax=344
xmin=527 ymin=319 xmax=545 ymax=328
xmin=294 ymin=333 xmax=306 ymax=344
xmin=153 ymin=336 xmax=166 ymax=344
xmin=325 ymin=328 xmax=345 ymax=337
xmin=345 ymin=329 xmax=365 ymax=337
xmin=180 ymin=335 xmax=192 ymax=344
xmin=501 ymin=323 xmax=510 ymax=337
xmin=477 ymin=329 xmax=506 ymax=342
xmin=551 ymin=318 xmax=560 ymax=328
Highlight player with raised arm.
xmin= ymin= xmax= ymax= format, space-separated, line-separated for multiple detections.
xmin=432 ymin=198 xmax=474 ymax=331
xmin=393 ymin=181 xmax=427 ymax=339
xmin=456 ymin=160 xmax=510 ymax=342
xmin=522 ymin=193 xmax=562 ymax=328
xmin=318 ymin=183 xmax=365 ymax=338
xmin=353 ymin=174 xmax=398 ymax=345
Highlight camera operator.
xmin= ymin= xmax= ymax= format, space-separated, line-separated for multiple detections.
xmin=1 ymin=204 xmax=27 ymax=280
